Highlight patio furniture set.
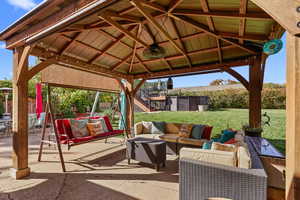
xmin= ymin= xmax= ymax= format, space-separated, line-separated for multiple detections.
xmin=129 ymin=121 xmax=283 ymax=200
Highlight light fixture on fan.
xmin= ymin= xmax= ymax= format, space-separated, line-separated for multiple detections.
xmin=143 ymin=43 xmax=166 ymax=59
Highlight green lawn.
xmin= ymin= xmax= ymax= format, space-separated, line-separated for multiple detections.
xmin=135 ymin=109 xmax=286 ymax=154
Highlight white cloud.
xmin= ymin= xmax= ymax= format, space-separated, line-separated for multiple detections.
xmin=7 ymin=0 xmax=37 ymax=10
xmin=0 ymin=43 xmax=6 ymax=49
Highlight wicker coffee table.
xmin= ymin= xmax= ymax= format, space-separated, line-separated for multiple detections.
xmin=126 ymin=137 xmax=166 ymax=171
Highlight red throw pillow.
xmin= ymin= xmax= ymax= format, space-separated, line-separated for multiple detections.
xmin=103 ymin=116 xmax=113 ymax=131
xmin=202 ymin=126 xmax=213 ymax=140
xmin=224 ymin=138 xmax=236 ymax=144
xmin=62 ymin=119 xmax=74 ymax=139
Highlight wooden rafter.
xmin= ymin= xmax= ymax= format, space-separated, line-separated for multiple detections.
xmin=172 ymin=9 xmax=271 ymax=20
xmin=162 ymin=59 xmax=173 ymax=70
xmin=129 ymin=24 xmax=142 ymax=73
xmin=135 ymin=55 xmax=152 ymax=73
xmin=200 ymin=0 xmax=215 ymax=31
xmin=59 ymin=34 xmax=128 ymax=63
xmin=99 ymin=12 xmax=148 ymax=48
xmin=131 ymin=0 xmax=192 ymax=68
xmin=111 ymin=53 xmax=133 ymax=71
xmin=133 ymin=58 xmax=250 ymax=79
xmin=168 ymin=0 xmax=184 ymax=13
xmin=223 ymin=67 xmax=249 ymax=90
xmin=169 ymin=18 xmax=192 ymax=67
xmin=31 ymin=47 xmax=130 ymax=79
xmin=59 ymin=32 xmax=81 ymax=55
xmin=88 ymin=25 xmax=137 ymax=64
xmin=134 ymin=0 xmax=166 ymax=13
xmin=239 ymin=0 xmax=248 ymax=44
xmin=96 ymin=30 xmax=133 ymax=49
xmin=170 ymin=14 xmax=257 ymax=54
xmin=106 ymin=10 xmax=143 ymax=23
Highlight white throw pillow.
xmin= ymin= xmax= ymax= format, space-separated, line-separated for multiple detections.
xmin=142 ymin=121 xmax=152 ymax=134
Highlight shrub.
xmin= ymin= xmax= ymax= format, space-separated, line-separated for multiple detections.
xmin=170 ymin=86 xmax=286 ymax=109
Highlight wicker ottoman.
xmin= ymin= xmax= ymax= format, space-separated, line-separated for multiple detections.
xmin=126 ymin=137 xmax=166 ymax=171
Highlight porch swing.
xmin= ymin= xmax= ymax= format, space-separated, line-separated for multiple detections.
xmin=37 ymin=84 xmax=128 ymax=172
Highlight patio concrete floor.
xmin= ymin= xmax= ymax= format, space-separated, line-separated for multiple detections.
xmin=0 ymin=134 xmax=179 ymax=200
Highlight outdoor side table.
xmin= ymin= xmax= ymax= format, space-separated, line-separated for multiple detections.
xmin=126 ymin=137 xmax=166 ymax=171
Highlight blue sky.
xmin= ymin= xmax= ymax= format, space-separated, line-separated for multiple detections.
xmin=0 ymin=0 xmax=286 ymax=88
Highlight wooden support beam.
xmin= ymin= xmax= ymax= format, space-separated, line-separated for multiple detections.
xmin=171 ymin=9 xmax=272 ymax=20
xmin=239 ymin=0 xmax=248 ymax=44
xmin=286 ymin=33 xmax=300 ymax=200
xmin=168 ymin=0 xmax=184 ymax=13
xmin=59 ymin=32 xmax=81 ymax=55
xmin=31 ymin=46 xmax=130 ymax=80
xmin=11 ymin=47 xmax=30 ymax=179
xmin=111 ymin=53 xmax=132 ymax=71
xmin=133 ymin=79 xmax=146 ymax=95
xmin=131 ymin=0 xmax=192 ymax=67
xmin=223 ymin=67 xmax=249 ymax=90
xmin=134 ymin=0 xmax=166 ymax=13
xmin=124 ymin=79 xmax=135 ymax=137
xmin=16 ymin=46 xmax=31 ymax=84
xmin=133 ymin=58 xmax=250 ymax=79
xmin=26 ymin=59 xmax=56 ymax=81
xmin=200 ymin=0 xmax=215 ymax=31
xmin=170 ymin=14 xmax=258 ymax=54
xmin=249 ymin=55 xmax=263 ymax=128
xmin=106 ymin=10 xmax=143 ymax=23
xmin=135 ymin=55 xmax=152 ymax=73
xmin=129 ymin=24 xmax=142 ymax=73
xmin=59 ymin=34 xmax=131 ymax=63
xmin=169 ymin=18 xmax=192 ymax=67
xmin=99 ymin=12 xmax=148 ymax=48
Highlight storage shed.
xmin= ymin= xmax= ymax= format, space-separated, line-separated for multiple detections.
xmin=168 ymin=96 xmax=209 ymax=111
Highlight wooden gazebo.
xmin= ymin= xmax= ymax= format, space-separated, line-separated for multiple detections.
xmin=0 ymin=0 xmax=299 ymax=198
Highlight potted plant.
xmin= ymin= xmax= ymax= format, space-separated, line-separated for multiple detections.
xmin=242 ymin=125 xmax=263 ymax=137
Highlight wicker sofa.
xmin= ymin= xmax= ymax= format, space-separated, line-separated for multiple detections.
xmin=134 ymin=121 xmax=212 ymax=154
xmin=179 ymin=136 xmax=267 ymax=200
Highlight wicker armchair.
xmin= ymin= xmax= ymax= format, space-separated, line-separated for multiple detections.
xmin=179 ymin=137 xmax=267 ymax=200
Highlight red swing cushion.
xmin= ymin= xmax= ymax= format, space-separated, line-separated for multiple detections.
xmin=56 ymin=115 xmax=124 ymax=145
xmin=60 ymin=130 xmax=124 ymax=144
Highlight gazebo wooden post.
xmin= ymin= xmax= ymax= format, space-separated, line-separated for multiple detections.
xmin=122 ymin=79 xmax=135 ymax=137
xmin=11 ymin=47 xmax=30 ymax=179
xmin=249 ymin=55 xmax=263 ymax=128
xmin=286 ymin=33 xmax=300 ymax=200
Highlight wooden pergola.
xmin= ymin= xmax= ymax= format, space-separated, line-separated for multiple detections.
xmin=0 ymin=0 xmax=299 ymax=199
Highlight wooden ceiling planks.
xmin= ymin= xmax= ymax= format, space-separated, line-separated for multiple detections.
xmin=0 ymin=0 xmax=285 ymax=80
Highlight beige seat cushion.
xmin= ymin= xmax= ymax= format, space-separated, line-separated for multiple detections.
xmin=135 ymin=134 xmax=161 ymax=140
xmin=178 ymin=137 xmax=208 ymax=147
xmin=159 ymin=134 xmax=179 ymax=143
xmin=212 ymin=142 xmax=237 ymax=152
xmin=180 ymin=147 xmax=237 ymax=167
xmin=237 ymin=145 xmax=251 ymax=169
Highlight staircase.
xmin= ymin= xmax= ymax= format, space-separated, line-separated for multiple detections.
xmin=134 ymin=97 xmax=151 ymax=112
